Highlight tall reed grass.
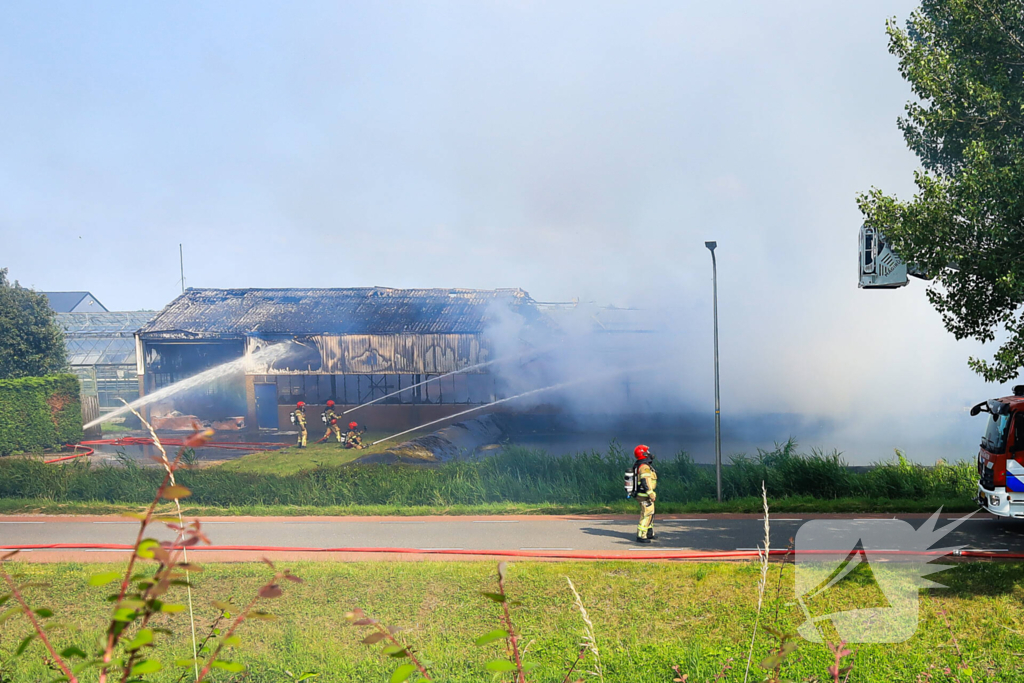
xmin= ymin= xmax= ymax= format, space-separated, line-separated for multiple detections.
xmin=0 ymin=439 xmax=976 ymax=508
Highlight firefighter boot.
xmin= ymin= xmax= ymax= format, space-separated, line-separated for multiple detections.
xmin=647 ymin=528 xmax=655 ymax=540
xmin=635 ymin=535 xmax=651 ymax=544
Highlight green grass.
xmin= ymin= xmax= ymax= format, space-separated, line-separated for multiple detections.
xmin=215 ymin=429 xmax=445 ymax=475
xmin=216 ymin=441 xmax=368 ymax=475
xmin=100 ymin=422 xmax=133 ymax=434
xmin=2 ymin=560 xmax=1023 ymax=681
xmin=0 ymin=440 xmax=979 ymax=515
xmin=0 ymin=494 xmax=980 ymax=517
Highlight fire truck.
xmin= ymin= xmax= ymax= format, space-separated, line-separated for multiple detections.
xmin=972 ymin=388 xmax=1024 ymax=517
xmin=858 ymin=225 xmax=1024 ymax=516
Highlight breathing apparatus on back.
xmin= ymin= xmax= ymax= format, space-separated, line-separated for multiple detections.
xmin=625 ymin=444 xmax=656 ymax=499
xmin=290 ymin=401 xmax=305 ymax=426
xmin=321 ymin=400 xmax=337 ymax=425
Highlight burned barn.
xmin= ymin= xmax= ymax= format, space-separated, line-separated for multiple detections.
xmin=135 ymin=287 xmax=539 ymax=431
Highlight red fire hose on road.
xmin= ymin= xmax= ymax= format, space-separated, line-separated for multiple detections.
xmin=2 ymin=545 xmax=1021 ymax=561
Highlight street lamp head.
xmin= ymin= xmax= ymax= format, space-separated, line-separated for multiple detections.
xmin=705 ymin=241 xmax=717 ymax=251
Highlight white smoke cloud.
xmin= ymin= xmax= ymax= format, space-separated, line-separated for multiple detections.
xmin=0 ymin=0 xmax=1014 ymax=462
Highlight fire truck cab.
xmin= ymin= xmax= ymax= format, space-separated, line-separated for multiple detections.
xmin=975 ymin=385 xmax=1024 ymax=516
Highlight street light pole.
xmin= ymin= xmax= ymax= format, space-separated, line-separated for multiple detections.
xmin=705 ymin=241 xmax=722 ymax=503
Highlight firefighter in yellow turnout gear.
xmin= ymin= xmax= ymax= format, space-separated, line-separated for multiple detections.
xmin=633 ymin=445 xmax=658 ymax=543
xmin=344 ymin=422 xmax=365 ymax=449
xmin=292 ymin=402 xmax=307 ymax=448
xmin=321 ymin=400 xmax=343 ymax=444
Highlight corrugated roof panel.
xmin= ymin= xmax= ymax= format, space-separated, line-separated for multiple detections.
xmin=138 ymin=287 xmax=536 ymax=337
xmin=58 ymin=311 xmax=156 ymax=335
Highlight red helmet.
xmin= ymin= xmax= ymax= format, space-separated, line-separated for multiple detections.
xmin=326 ymin=400 xmax=335 ymax=407
xmin=296 ymin=401 xmax=305 ymax=408
xmin=634 ymin=444 xmax=650 ymax=460
xmin=349 ymin=422 xmax=358 ymax=430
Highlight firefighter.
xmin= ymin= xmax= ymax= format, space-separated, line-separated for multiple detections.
xmin=633 ymin=444 xmax=658 ymax=543
xmin=293 ymin=401 xmax=307 ymax=448
xmin=344 ymin=421 xmax=364 ymax=449
xmin=322 ymin=399 xmax=343 ymax=444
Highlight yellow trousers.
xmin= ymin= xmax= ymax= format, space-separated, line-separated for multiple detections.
xmin=324 ymin=425 xmax=342 ymax=443
xmin=297 ymin=427 xmax=307 ymax=447
xmin=637 ymin=497 xmax=655 ymax=538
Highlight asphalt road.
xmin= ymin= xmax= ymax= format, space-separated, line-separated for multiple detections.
xmin=3 ymin=513 xmax=1024 ymax=561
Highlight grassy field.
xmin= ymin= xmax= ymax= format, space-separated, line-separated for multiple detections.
xmin=1 ymin=560 xmax=1022 ymax=682
xmin=216 ymin=442 xmax=369 ymax=475
xmin=0 ymin=441 xmax=979 ymax=515
xmin=216 ymin=430 xmax=433 ymax=475
xmin=0 ymin=494 xmax=980 ymax=517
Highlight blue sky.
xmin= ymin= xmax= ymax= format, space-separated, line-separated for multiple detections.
xmin=0 ymin=1 xmax=1011 ymax=455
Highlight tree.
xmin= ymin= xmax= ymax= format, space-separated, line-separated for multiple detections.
xmin=858 ymin=0 xmax=1024 ymax=383
xmin=0 ymin=268 xmax=67 ymax=379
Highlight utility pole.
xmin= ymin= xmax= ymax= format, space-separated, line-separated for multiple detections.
xmin=179 ymin=244 xmax=185 ymax=293
xmin=705 ymin=241 xmax=722 ymax=503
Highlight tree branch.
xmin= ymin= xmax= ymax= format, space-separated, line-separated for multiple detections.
xmin=0 ymin=557 xmax=77 ymax=683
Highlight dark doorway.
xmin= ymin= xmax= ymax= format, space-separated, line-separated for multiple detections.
xmin=255 ymin=383 xmax=279 ymax=429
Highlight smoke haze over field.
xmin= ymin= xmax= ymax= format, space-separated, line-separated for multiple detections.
xmin=0 ymin=1 xmax=1016 ymax=462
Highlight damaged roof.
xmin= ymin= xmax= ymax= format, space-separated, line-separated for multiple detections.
xmin=58 ymin=312 xmax=155 ymax=366
xmin=138 ymin=287 xmax=536 ymax=338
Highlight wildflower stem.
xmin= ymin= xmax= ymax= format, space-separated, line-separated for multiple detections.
xmin=0 ymin=558 xmax=78 ymax=683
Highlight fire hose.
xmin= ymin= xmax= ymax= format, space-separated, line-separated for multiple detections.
xmin=43 ymin=445 xmax=96 ymax=464
xmin=1 ymin=545 xmax=1020 ymax=561
xmin=80 ymin=437 xmax=287 ymax=451
xmin=43 ymin=438 xmax=287 ymax=464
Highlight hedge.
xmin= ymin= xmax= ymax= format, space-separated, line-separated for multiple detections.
xmin=0 ymin=374 xmax=83 ymax=456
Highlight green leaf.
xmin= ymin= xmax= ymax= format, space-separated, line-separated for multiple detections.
xmin=390 ymin=663 xmax=418 ymax=683
xmin=88 ymin=571 xmax=121 ymax=587
xmin=111 ymin=608 xmax=137 ymax=623
xmin=160 ymin=603 xmax=187 ymax=613
xmin=136 ymin=539 xmax=160 ymax=560
xmin=474 ymin=629 xmax=509 ymax=645
xmin=222 ymin=635 xmax=241 ymax=647
xmin=362 ymin=632 xmax=386 ymax=644
xmin=60 ymin=646 xmax=88 ymax=659
xmin=296 ymin=674 xmax=320 ymax=681
xmin=485 ymin=660 xmax=517 ymax=672
xmin=126 ymin=628 xmax=153 ymax=651
xmin=33 ymin=608 xmax=53 ymax=618
xmin=249 ymin=610 xmax=276 ymax=621
xmin=162 ymin=485 xmax=192 ymax=500
xmin=15 ymin=634 xmax=35 ymax=656
xmin=73 ymin=658 xmax=110 ymax=674
xmin=479 ymin=592 xmax=506 ymax=603
xmin=0 ymin=594 xmax=10 ymax=607
xmin=383 ymin=644 xmax=408 ymax=658
xmin=522 ymin=661 xmax=539 ymax=671
xmin=130 ymin=659 xmax=162 ymax=674
xmin=211 ymin=660 xmax=246 ymax=673
xmin=0 ymin=606 xmax=19 ymax=624
xmin=174 ymin=659 xmax=200 ymax=668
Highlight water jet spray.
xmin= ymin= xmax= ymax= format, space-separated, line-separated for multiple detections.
xmin=371 ymin=364 xmax=652 ymax=447
xmin=83 ymin=343 xmax=294 ymax=430
xmin=342 ymin=346 xmax=555 ymax=415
